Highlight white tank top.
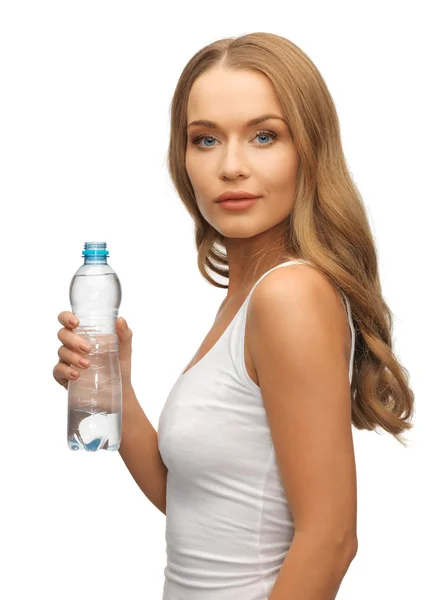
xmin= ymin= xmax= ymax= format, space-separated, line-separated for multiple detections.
xmin=157 ymin=259 xmax=355 ymax=600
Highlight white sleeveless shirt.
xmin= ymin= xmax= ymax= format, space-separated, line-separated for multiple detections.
xmin=157 ymin=259 xmax=355 ymax=600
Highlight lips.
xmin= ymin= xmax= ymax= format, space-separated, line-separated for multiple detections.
xmin=219 ymin=198 xmax=255 ymax=202
xmin=215 ymin=191 xmax=261 ymax=202
xmin=216 ymin=197 xmax=259 ymax=210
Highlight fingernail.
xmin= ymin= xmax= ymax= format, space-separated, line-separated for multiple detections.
xmin=70 ymin=318 xmax=79 ymax=327
xmin=122 ymin=318 xmax=128 ymax=329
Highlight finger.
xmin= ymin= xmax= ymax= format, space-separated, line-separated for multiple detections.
xmin=53 ymin=360 xmax=80 ymax=386
xmin=57 ymin=327 xmax=92 ymax=354
xmin=58 ymin=311 xmax=79 ymax=329
xmin=58 ymin=346 xmax=91 ymax=371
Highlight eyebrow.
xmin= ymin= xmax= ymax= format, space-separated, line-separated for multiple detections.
xmin=187 ymin=114 xmax=286 ymax=129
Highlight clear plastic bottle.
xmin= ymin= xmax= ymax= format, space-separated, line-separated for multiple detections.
xmin=67 ymin=241 xmax=122 ymax=452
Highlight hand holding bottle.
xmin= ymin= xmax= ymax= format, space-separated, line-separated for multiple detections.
xmin=53 ymin=312 xmax=133 ymax=391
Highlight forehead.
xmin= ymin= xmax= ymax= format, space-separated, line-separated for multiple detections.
xmin=187 ymin=68 xmax=283 ymax=123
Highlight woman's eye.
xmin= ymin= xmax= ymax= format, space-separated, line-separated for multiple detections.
xmin=195 ymin=136 xmax=218 ymax=148
xmin=191 ymin=130 xmax=277 ymax=148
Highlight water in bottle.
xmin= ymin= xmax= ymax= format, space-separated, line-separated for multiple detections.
xmin=67 ymin=241 xmax=122 ymax=452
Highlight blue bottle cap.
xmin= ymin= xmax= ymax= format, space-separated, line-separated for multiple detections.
xmin=82 ymin=242 xmax=109 ymax=257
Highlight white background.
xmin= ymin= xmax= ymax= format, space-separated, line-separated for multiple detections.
xmin=1 ymin=1 xmax=443 ymax=598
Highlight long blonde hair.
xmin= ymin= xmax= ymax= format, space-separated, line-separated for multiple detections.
xmin=166 ymin=32 xmax=414 ymax=447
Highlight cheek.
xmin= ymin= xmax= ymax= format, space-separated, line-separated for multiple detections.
xmin=262 ymin=151 xmax=298 ymax=192
xmin=185 ymin=145 xmax=201 ymax=170
xmin=185 ymin=151 xmax=195 ymax=182
xmin=185 ymin=150 xmax=216 ymax=193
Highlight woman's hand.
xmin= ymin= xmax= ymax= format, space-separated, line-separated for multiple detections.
xmin=53 ymin=312 xmax=133 ymax=391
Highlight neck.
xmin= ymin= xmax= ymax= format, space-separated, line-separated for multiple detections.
xmin=223 ymin=219 xmax=293 ymax=300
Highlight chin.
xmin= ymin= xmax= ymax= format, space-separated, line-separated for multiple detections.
xmin=210 ymin=217 xmax=254 ymax=235
xmin=216 ymin=222 xmax=269 ymax=239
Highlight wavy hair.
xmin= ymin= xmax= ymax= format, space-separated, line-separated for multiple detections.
xmin=166 ymin=32 xmax=414 ymax=447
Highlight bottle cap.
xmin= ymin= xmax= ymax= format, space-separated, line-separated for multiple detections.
xmin=82 ymin=242 xmax=109 ymax=257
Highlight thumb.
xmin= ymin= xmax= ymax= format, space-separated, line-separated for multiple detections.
xmin=116 ymin=317 xmax=132 ymax=384
xmin=116 ymin=316 xmax=132 ymax=346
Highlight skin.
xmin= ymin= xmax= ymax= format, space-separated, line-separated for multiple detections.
xmin=186 ymin=66 xmax=300 ymax=302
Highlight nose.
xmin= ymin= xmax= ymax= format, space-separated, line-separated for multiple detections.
xmin=218 ymin=141 xmax=250 ymax=180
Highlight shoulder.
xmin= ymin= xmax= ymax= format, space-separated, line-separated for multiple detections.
xmin=248 ymin=262 xmax=350 ymax=356
xmin=252 ymin=262 xmax=334 ymax=302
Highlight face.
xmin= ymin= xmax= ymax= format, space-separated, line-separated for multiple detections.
xmin=185 ymin=67 xmax=299 ymax=240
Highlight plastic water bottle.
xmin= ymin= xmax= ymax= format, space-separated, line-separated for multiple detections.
xmin=67 ymin=241 xmax=122 ymax=452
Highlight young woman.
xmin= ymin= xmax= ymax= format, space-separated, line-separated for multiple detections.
xmin=54 ymin=32 xmax=414 ymax=600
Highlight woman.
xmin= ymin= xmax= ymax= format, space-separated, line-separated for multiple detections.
xmin=54 ymin=32 xmax=414 ymax=599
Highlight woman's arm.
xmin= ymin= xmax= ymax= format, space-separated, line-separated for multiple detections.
xmin=247 ymin=264 xmax=358 ymax=599
xmin=118 ymin=385 xmax=167 ymax=515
